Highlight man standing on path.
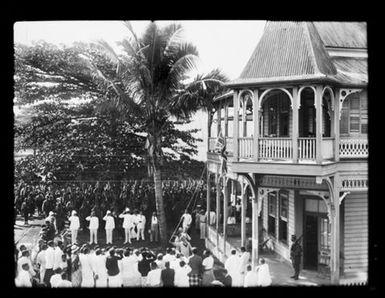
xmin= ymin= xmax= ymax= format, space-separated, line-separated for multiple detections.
xmin=136 ymin=211 xmax=146 ymax=241
xmin=181 ymin=210 xmax=192 ymax=234
xmin=150 ymin=212 xmax=159 ymax=243
xmin=103 ymin=210 xmax=115 ymax=245
xmin=290 ymin=234 xmax=302 ymax=280
xmin=225 ymin=249 xmax=242 ymax=287
xmin=187 ymin=247 xmax=203 ymax=287
xmin=86 ymin=211 xmax=99 ymax=245
xmin=68 ymin=211 xmax=80 ymax=245
xmin=119 ymin=208 xmax=133 ymax=244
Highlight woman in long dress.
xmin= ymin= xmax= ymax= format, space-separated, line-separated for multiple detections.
xmin=256 ymin=258 xmax=272 ymax=286
xmin=71 ymin=245 xmax=82 ymax=287
xmin=202 ymin=250 xmax=216 ymax=286
xmin=174 ymin=260 xmax=191 ymax=287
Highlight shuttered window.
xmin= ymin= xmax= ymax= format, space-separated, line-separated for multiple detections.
xmin=268 ymin=192 xmax=277 ymax=237
xmin=279 ymin=190 xmax=288 ymax=244
xmin=340 ymin=91 xmax=368 ymax=136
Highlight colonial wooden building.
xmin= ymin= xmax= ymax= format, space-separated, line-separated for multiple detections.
xmin=205 ymin=22 xmax=367 ymax=285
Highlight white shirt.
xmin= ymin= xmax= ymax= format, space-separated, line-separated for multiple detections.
xmin=202 ymin=256 xmax=214 ymax=270
xmin=146 ymin=268 xmax=162 ymax=287
xmin=17 ymin=256 xmax=35 ymax=277
xmin=181 ymin=213 xmax=192 ymax=227
xmin=36 ymin=250 xmax=46 ymax=272
xmin=53 ymin=246 xmax=64 ymax=270
xmin=50 ymin=273 xmax=63 ymax=288
xmin=155 ymin=259 xmax=165 ymax=270
xmin=244 ymin=271 xmax=258 ymax=287
xmin=123 ymin=255 xmax=141 ymax=278
xmin=119 ymin=213 xmax=134 ymax=229
xmin=174 ymin=265 xmax=192 ymax=287
xmin=94 ymin=254 xmax=107 ymax=277
xmin=86 ymin=216 xmax=99 ymax=229
xmin=239 ymin=252 xmax=250 ymax=274
xmin=45 ymin=246 xmax=55 ymax=269
xmin=170 ymin=258 xmax=181 ymax=270
xmin=209 ymin=211 xmax=216 ymax=225
xmin=163 ymin=254 xmax=175 ymax=264
xmin=69 ymin=215 xmax=80 ymax=230
xmin=16 ymin=270 xmax=32 ymax=287
xmin=151 ymin=216 xmax=158 ymax=225
xmin=103 ymin=215 xmax=115 ymax=229
xmin=57 ymin=279 xmax=72 ymax=287
xmin=137 ymin=214 xmax=146 ymax=229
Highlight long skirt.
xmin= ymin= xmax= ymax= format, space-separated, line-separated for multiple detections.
xmin=188 ymin=274 xmax=201 ymax=287
xmin=202 ymin=269 xmax=215 ymax=286
xmin=71 ymin=269 xmax=82 ymax=287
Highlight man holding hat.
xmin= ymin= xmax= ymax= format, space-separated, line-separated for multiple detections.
xmin=119 ymin=208 xmax=133 ymax=244
xmin=290 ymin=234 xmax=302 ymax=280
xmin=68 ymin=210 xmax=80 ymax=244
xmin=86 ymin=210 xmax=99 ymax=244
xmin=103 ymin=210 xmax=115 ymax=245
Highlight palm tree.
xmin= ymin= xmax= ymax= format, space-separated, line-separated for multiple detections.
xmin=81 ymin=21 xmax=228 ymax=247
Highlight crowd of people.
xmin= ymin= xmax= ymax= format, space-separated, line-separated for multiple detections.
xmin=14 ymin=226 xmax=272 ymax=288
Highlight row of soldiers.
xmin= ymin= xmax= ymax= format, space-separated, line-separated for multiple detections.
xmin=14 ymin=180 xmax=208 ymax=233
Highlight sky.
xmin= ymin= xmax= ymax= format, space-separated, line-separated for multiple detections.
xmin=14 ymin=20 xmax=266 ymax=160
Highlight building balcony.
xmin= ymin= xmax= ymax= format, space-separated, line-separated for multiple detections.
xmin=208 ymin=136 xmax=367 ymax=162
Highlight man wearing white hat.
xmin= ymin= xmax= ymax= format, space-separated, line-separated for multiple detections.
xmin=86 ymin=210 xmax=99 ymax=244
xmin=103 ymin=210 xmax=115 ymax=244
xmin=119 ymin=208 xmax=133 ymax=244
xmin=68 ymin=210 xmax=80 ymax=244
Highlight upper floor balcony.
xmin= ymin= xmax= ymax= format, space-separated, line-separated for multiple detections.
xmin=207 ymin=85 xmax=368 ymax=163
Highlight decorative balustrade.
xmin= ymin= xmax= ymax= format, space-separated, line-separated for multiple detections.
xmin=298 ymin=137 xmax=316 ymax=160
xmin=341 ymin=177 xmax=368 ymax=191
xmin=340 ymin=138 xmax=368 ymax=158
xmin=238 ymin=137 xmax=253 ymax=158
xmin=258 ymin=138 xmax=292 ymax=160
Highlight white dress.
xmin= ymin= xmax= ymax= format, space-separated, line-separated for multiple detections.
xmin=79 ymin=254 xmax=95 ymax=287
xmin=174 ymin=265 xmax=191 ymax=287
xmin=256 ymin=264 xmax=272 ymax=286
xmin=225 ymin=255 xmax=242 ymax=287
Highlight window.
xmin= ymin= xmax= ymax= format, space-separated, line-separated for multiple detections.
xmin=340 ymin=91 xmax=368 ymax=136
xmin=279 ymin=191 xmax=289 ymax=243
xmin=268 ymin=192 xmax=277 ymax=237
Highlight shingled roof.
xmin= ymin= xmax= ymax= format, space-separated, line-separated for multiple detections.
xmin=226 ymin=21 xmax=367 ymax=88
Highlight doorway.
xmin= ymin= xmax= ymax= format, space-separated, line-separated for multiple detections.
xmin=304 ymin=214 xmax=318 ymax=269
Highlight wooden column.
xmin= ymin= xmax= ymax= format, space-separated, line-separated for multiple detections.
xmin=253 ymin=89 xmax=259 ymax=160
xmin=217 ymin=102 xmax=222 ymax=136
xmin=330 ymin=174 xmax=341 ymax=284
xmin=251 ymin=189 xmax=259 ymax=269
xmin=334 ymin=89 xmax=340 ymax=162
xmin=315 ymin=85 xmax=323 ymax=163
xmin=292 ymin=87 xmax=299 ymax=163
xmin=224 ymin=100 xmax=229 ymax=137
xmin=233 ymin=90 xmax=239 ymax=160
xmin=215 ymin=173 xmax=220 ymax=251
xmin=242 ymin=96 xmax=247 ymax=137
xmin=241 ymin=179 xmax=247 ymax=247
xmin=206 ymin=169 xmax=211 ymax=234
xmin=223 ymin=177 xmax=229 ymax=255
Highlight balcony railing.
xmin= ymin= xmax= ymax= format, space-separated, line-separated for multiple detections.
xmin=259 ymin=137 xmax=293 ymax=160
xmin=208 ymin=137 xmax=217 ymax=152
xmin=226 ymin=137 xmax=233 ymax=154
xmin=298 ymin=137 xmax=316 ymax=160
xmin=340 ymin=137 xmax=368 ymax=158
xmin=239 ymin=137 xmax=253 ymax=158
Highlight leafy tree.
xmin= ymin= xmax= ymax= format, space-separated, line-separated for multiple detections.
xmin=81 ymin=21 xmax=228 ymax=246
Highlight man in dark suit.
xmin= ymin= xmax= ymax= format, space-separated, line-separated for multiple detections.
xmin=188 ymin=247 xmax=203 ymax=287
xmin=161 ymin=261 xmax=175 ymax=287
xmin=290 ymin=234 xmax=302 ymax=280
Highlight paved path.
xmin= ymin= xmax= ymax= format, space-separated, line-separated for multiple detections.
xmin=14 ymin=214 xmax=45 ymax=247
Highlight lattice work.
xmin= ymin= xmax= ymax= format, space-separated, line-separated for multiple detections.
xmin=341 ymin=177 xmax=368 ymax=190
xmin=340 ymin=138 xmax=368 ymax=158
xmin=257 ymin=175 xmax=328 ymax=190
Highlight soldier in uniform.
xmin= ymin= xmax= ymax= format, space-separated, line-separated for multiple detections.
xmin=290 ymin=234 xmax=302 ymax=280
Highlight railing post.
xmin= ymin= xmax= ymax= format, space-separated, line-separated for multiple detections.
xmin=233 ymin=90 xmax=239 ymax=161
xmin=330 ymin=174 xmax=341 ymax=284
xmin=252 ymin=189 xmax=259 ymax=269
xmin=241 ymin=179 xmax=246 ymax=247
xmin=334 ymin=88 xmax=340 ymax=162
xmin=223 ymin=177 xmax=229 ymax=256
xmin=315 ymin=85 xmax=323 ymax=163
xmin=206 ymin=169 xmax=211 ymax=236
xmin=207 ymin=111 xmax=212 ymax=153
xmin=292 ymin=87 xmax=299 ymax=163
xmin=215 ymin=173 xmax=220 ymax=252
xmin=224 ymin=100 xmax=228 ymax=137
xmin=253 ymin=89 xmax=259 ymax=161
xmin=217 ymin=101 xmax=222 ymax=137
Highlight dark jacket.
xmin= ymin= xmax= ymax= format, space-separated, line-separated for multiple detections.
xmin=138 ymin=252 xmax=156 ymax=276
xmin=188 ymin=254 xmax=203 ymax=276
xmin=106 ymin=255 xmax=122 ymax=276
xmin=161 ymin=267 xmax=175 ymax=287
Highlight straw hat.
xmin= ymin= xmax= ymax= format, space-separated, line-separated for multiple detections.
xmin=72 ymin=210 xmax=77 ymax=216
xmin=125 ymin=207 xmax=130 ymax=212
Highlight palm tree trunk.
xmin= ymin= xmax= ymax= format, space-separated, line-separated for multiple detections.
xmin=153 ymin=164 xmax=168 ymax=248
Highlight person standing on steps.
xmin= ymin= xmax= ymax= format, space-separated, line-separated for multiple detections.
xmin=290 ymin=234 xmax=303 ymax=280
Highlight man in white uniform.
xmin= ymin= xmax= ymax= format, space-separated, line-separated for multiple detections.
xmin=146 ymin=262 xmax=162 ymax=287
xmin=36 ymin=243 xmax=47 ymax=283
xmin=93 ymin=248 xmax=108 ymax=287
xmin=224 ymin=249 xmax=242 ymax=287
xmin=136 ymin=210 xmax=146 ymax=241
xmin=68 ymin=210 xmax=80 ymax=244
xmin=119 ymin=208 xmax=134 ymax=244
xmin=86 ymin=211 xmax=99 ymax=244
xmin=103 ymin=210 xmax=115 ymax=244
xmin=53 ymin=240 xmax=64 ymax=271
xmin=239 ymin=246 xmax=251 ymax=285
xmin=181 ymin=210 xmax=192 ymax=233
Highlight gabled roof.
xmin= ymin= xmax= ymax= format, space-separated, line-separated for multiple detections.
xmin=226 ymin=21 xmax=367 ymax=88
